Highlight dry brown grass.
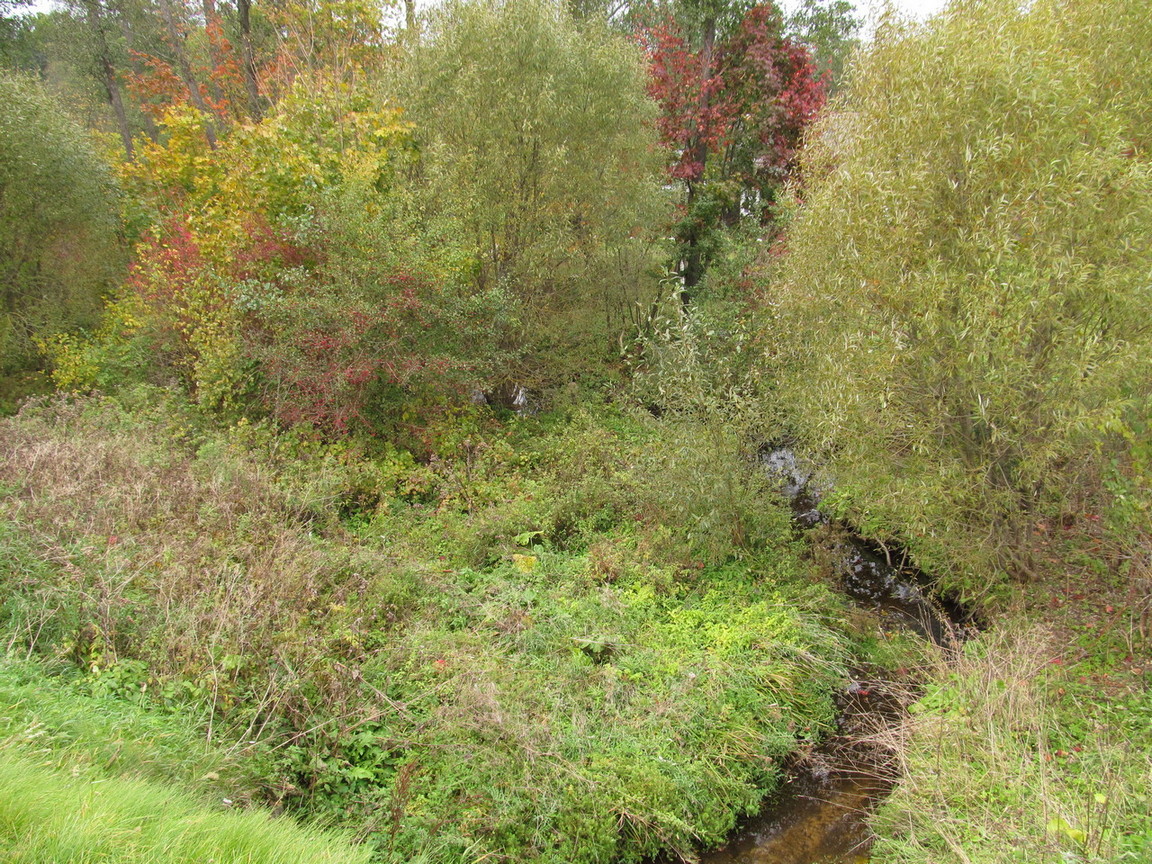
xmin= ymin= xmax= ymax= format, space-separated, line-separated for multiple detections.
xmin=871 ymin=623 xmax=1152 ymax=863
xmin=0 ymin=395 xmax=410 ymax=735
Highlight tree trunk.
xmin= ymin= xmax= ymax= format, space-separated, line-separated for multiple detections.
xmin=236 ymin=0 xmax=262 ymax=120
xmin=157 ymin=0 xmax=217 ymax=148
xmin=680 ymin=14 xmax=716 ymax=305
xmin=111 ymin=0 xmax=158 ymax=141
xmin=200 ymin=0 xmax=227 ymax=114
xmin=82 ymin=0 xmax=134 ymax=159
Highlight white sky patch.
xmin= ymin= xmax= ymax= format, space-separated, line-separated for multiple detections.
xmin=15 ymin=0 xmax=956 ymax=45
xmin=779 ymin=0 xmax=951 ymax=23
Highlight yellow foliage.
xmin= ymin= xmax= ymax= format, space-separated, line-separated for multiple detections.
xmin=93 ymin=79 xmax=415 ymax=408
xmin=39 ymin=292 xmax=150 ymax=392
xmin=123 ymin=81 xmax=411 ymax=266
xmin=512 ymin=554 xmax=538 ymax=574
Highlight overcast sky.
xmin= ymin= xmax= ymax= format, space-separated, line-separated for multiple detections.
xmin=779 ymin=0 xmax=952 ymax=30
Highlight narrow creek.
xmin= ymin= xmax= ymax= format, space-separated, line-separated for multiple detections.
xmin=697 ymin=448 xmax=971 ymax=864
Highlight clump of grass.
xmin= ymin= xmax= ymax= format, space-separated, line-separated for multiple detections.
xmin=0 ymin=653 xmax=255 ymax=801
xmin=871 ymin=625 xmax=1152 ymax=863
xmin=0 ymin=654 xmax=362 ymax=861
xmin=0 ymin=748 xmax=369 ymax=864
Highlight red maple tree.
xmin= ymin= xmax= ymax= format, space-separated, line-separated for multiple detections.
xmin=641 ymin=3 xmax=825 ymax=292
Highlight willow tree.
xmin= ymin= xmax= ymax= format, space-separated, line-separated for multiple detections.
xmin=0 ymin=73 xmax=124 ymax=376
xmin=765 ymin=0 xmax=1152 ymax=589
xmin=403 ymin=0 xmax=670 ymax=387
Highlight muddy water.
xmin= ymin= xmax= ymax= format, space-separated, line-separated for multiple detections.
xmin=696 ymin=449 xmax=964 ymax=864
xmin=702 ymin=773 xmax=885 ymax=864
xmin=761 ymin=447 xmax=961 ymax=649
xmin=699 ymin=684 xmax=902 ymax=864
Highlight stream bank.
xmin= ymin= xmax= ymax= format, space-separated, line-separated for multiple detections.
xmin=699 ymin=676 xmax=906 ymax=864
xmin=696 ymin=448 xmax=973 ymax=864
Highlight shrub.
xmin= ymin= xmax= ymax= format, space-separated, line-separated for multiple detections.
xmin=0 ymin=393 xmax=853 ymax=864
xmin=50 ymin=82 xmax=491 ymax=431
xmin=0 ymin=72 xmax=125 ymax=376
xmin=402 ymin=0 xmax=670 ymax=387
xmin=765 ymin=0 xmax=1152 ymax=592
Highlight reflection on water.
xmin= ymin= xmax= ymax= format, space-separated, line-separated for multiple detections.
xmin=761 ymin=446 xmax=961 ymax=648
xmin=699 ymin=682 xmax=902 ymax=864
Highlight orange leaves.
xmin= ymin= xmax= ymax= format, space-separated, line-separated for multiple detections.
xmin=105 ymin=79 xmax=426 ymax=418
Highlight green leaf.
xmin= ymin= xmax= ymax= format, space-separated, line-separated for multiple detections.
xmin=514 ymin=530 xmax=543 ymax=547
xmin=1047 ymin=816 xmax=1087 ymax=847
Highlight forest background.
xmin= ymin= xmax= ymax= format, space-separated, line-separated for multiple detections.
xmin=0 ymin=0 xmax=1149 ymax=861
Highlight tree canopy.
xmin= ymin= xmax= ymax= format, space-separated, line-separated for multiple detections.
xmin=765 ymin=0 xmax=1152 ymax=586
xmin=0 ymin=71 xmax=124 ymax=374
xmin=404 ymin=0 xmax=668 ymax=381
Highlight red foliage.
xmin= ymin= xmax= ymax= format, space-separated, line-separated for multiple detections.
xmin=229 ymin=217 xmax=317 ymax=280
xmin=123 ymin=216 xmax=227 ymax=379
xmin=203 ymin=11 xmax=245 ymax=118
xmin=257 ymin=272 xmax=458 ymax=435
xmin=642 ymin=18 xmax=728 ymax=183
xmin=129 ymin=216 xmax=206 ymax=308
xmin=642 ymin=4 xmax=825 ymax=204
xmin=123 ymin=201 xmax=461 ymax=433
xmin=124 ymin=6 xmax=247 ymax=123
xmin=719 ymin=6 xmax=826 ymax=183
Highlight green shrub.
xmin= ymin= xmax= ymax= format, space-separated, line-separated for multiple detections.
xmin=402 ymin=0 xmax=670 ymax=387
xmin=766 ymin=0 xmax=1152 ymax=593
xmin=0 ymin=72 xmax=125 ymax=378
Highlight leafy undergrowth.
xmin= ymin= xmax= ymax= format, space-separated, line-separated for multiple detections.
xmin=0 ymin=391 xmax=858 ymax=863
xmin=871 ymin=620 xmax=1152 ymax=863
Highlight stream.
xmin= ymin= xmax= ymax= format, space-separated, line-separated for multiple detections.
xmin=696 ymin=448 xmax=969 ymax=864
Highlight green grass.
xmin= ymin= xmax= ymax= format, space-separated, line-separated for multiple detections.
xmin=0 ymin=393 xmax=860 ymax=863
xmin=0 ymin=654 xmax=252 ymax=800
xmin=0 ymin=655 xmax=369 ymax=863
xmin=0 ymin=748 xmax=370 ymax=864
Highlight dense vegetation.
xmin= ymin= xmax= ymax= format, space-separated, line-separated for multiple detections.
xmin=0 ymin=393 xmax=861 ymax=862
xmin=0 ymin=0 xmax=1148 ymax=862
xmin=768 ymin=0 xmax=1152 ymax=595
xmin=766 ymin=2 xmax=1152 ymax=860
xmin=0 ymin=71 xmax=125 ymax=403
